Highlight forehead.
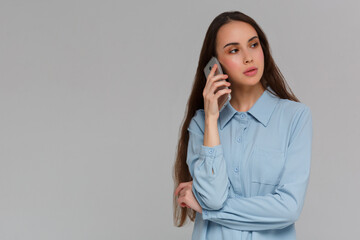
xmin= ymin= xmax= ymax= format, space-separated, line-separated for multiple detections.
xmin=216 ymin=21 xmax=258 ymax=45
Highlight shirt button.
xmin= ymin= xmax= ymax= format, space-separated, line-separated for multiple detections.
xmin=234 ymin=167 xmax=239 ymax=172
xmin=240 ymin=113 xmax=246 ymax=119
xmin=237 ymin=137 xmax=241 ymax=143
xmin=208 ymin=149 xmax=214 ymax=154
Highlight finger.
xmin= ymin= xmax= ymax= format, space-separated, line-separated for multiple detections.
xmin=175 ymin=181 xmax=193 ymax=196
xmin=174 ymin=183 xmax=185 ymax=196
xmin=179 ymin=188 xmax=186 ymax=198
xmin=181 ymin=201 xmax=189 ymax=208
xmin=214 ymin=88 xmax=232 ymax=99
xmin=209 ymin=79 xmax=230 ymax=96
xmin=174 ymin=186 xmax=180 ymax=196
xmin=210 ymin=74 xmax=229 ymax=85
xmin=206 ymin=63 xmax=218 ymax=81
xmin=178 ymin=196 xmax=191 ymax=208
xmin=174 ymin=183 xmax=183 ymax=196
xmin=204 ymin=74 xmax=228 ymax=96
xmin=178 ymin=197 xmax=186 ymax=207
xmin=174 ymin=186 xmax=181 ymax=196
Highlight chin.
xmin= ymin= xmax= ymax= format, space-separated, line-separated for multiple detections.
xmin=232 ymin=77 xmax=261 ymax=87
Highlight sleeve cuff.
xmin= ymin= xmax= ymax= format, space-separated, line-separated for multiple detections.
xmin=202 ymin=208 xmax=211 ymax=220
xmin=200 ymin=144 xmax=223 ymax=158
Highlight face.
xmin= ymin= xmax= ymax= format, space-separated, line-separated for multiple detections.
xmin=215 ymin=21 xmax=264 ymax=87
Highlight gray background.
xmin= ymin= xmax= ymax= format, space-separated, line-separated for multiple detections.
xmin=0 ymin=0 xmax=359 ymax=239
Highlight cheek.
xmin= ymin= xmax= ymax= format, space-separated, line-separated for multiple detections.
xmin=257 ymin=49 xmax=264 ymax=64
xmin=222 ymin=59 xmax=239 ymax=72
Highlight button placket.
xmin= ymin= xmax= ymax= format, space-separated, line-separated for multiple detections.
xmin=236 ymin=124 xmax=247 ymax=144
xmin=234 ymin=113 xmax=251 ymax=176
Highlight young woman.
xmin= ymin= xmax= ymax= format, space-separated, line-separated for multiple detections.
xmin=173 ymin=11 xmax=313 ymax=240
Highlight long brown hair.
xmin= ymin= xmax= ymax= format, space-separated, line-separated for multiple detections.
xmin=172 ymin=10 xmax=300 ymax=227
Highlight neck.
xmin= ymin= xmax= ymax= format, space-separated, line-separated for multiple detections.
xmin=229 ymin=83 xmax=266 ymax=112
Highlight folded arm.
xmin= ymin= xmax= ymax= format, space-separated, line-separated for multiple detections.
xmin=201 ymin=106 xmax=313 ymax=231
xmin=186 ymin=112 xmax=231 ymax=210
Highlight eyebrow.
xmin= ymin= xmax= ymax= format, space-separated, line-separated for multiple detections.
xmin=223 ymin=36 xmax=258 ymax=49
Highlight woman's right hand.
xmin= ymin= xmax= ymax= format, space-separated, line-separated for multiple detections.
xmin=203 ymin=63 xmax=232 ymax=120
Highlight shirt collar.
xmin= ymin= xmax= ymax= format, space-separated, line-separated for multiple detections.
xmin=219 ymin=86 xmax=280 ymax=129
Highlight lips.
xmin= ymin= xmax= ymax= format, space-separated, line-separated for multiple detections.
xmin=243 ymin=67 xmax=257 ymax=73
xmin=243 ymin=67 xmax=258 ymax=77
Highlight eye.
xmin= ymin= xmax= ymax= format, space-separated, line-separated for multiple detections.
xmin=229 ymin=42 xmax=259 ymax=54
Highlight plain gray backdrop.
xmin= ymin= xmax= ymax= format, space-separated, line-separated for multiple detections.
xmin=0 ymin=0 xmax=359 ymax=239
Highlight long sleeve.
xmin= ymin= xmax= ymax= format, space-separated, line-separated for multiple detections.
xmin=202 ymin=106 xmax=313 ymax=231
xmin=186 ymin=115 xmax=231 ymax=210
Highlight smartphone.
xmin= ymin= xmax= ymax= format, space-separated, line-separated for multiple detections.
xmin=204 ymin=56 xmax=231 ymax=111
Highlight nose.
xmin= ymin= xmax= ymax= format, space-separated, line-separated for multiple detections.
xmin=243 ymin=50 xmax=253 ymax=64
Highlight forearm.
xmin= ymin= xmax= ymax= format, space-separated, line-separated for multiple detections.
xmin=202 ymin=186 xmax=304 ymax=231
xmin=204 ymin=116 xmax=220 ymax=148
xmin=187 ymin=112 xmax=230 ymax=210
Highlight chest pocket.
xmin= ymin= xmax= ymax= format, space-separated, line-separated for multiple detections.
xmin=250 ymin=146 xmax=285 ymax=186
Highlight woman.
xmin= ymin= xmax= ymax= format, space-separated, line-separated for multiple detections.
xmin=173 ymin=11 xmax=313 ymax=240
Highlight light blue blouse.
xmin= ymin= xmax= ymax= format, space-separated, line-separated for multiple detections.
xmin=186 ymin=86 xmax=313 ymax=240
